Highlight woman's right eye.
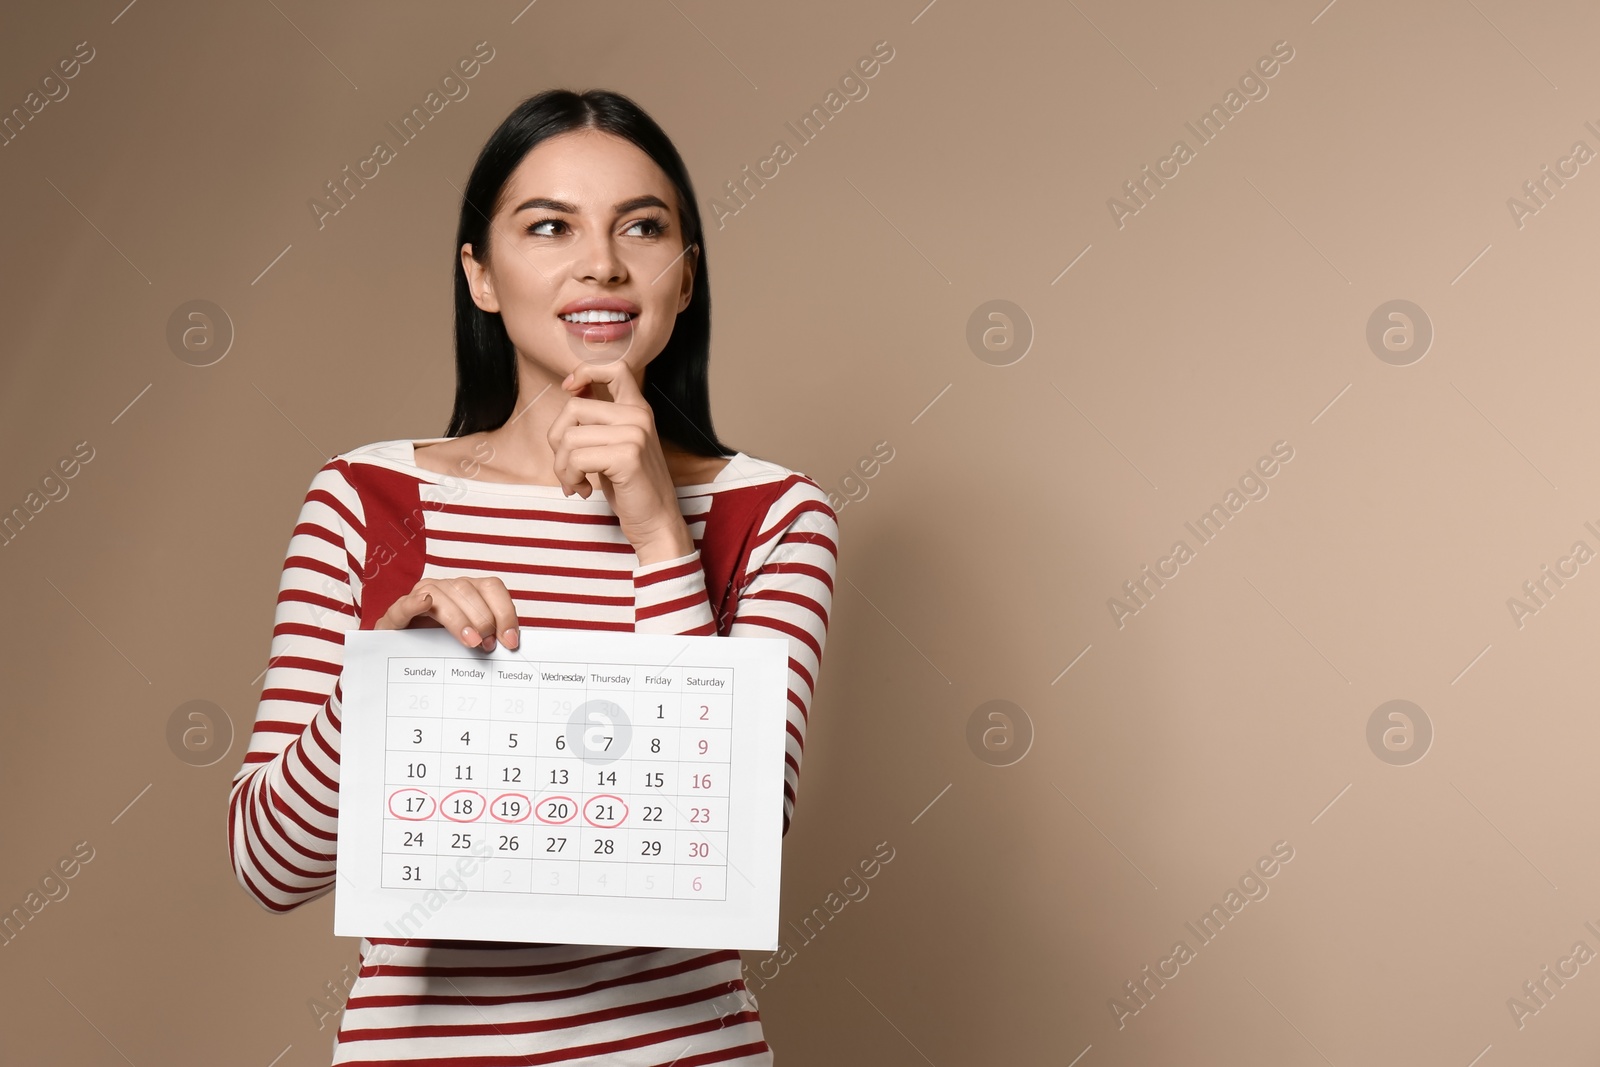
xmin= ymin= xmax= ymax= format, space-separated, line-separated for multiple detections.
xmin=526 ymin=219 xmax=565 ymax=236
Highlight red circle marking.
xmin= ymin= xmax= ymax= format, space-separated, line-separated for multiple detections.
xmin=387 ymin=789 xmax=435 ymax=821
xmin=489 ymin=793 xmax=532 ymax=823
xmin=440 ymin=789 xmax=486 ymax=822
xmin=583 ymin=793 xmax=629 ymax=828
xmin=536 ymin=795 xmax=578 ymax=825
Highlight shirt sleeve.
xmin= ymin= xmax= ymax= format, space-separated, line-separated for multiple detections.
xmin=633 ymin=477 xmax=840 ymax=835
xmin=227 ymin=460 xmax=366 ymax=912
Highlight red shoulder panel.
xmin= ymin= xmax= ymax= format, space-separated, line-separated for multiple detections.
xmin=698 ymin=477 xmax=800 ymax=636
xmin=342 ymin=463 xmax=430 ymax=630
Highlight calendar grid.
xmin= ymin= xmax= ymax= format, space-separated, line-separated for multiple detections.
xmin=379 ymin=654 xmax=735 ymax=902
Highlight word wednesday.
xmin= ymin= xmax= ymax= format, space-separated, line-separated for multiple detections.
xmin=1107 ymin=39 xmax=1296 ymax=229
xmin=1108 ymin=440 xmax=1295 ymax=629
xmin=1109 ymin=840 xmax=1295 ymax=1029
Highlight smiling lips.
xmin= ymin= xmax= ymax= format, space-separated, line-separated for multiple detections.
xmin=558 ymin=299 xmax=639 ymax=342
xmin=558 ymin=311 xmax=635 ymax=341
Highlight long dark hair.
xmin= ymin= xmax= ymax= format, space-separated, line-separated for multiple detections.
xmin=447 ymin=88 xmax=733 ymax=458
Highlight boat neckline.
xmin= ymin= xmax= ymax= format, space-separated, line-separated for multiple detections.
xmin=394 ymin=437 xmax=751 ymax=498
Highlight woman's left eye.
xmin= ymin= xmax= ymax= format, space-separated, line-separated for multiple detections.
xmin=625 ymin=216 xmax=666 ymax=237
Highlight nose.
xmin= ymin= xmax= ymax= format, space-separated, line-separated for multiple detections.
xmin=574 ymin=225 xmax=625 ymax=283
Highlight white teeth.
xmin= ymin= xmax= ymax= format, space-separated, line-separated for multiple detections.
xmin=560 ymin=310 xmax=635 ymax=323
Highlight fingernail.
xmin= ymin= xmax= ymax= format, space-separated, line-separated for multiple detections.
xmin=481 ymin=635 xmax=496 ymax=652
xmin=504 ymin=628 xmax=519 ymax=650
xmin=463 ymin=626 xmax=479 ymax=645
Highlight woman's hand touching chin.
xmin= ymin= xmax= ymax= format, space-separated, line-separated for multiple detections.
xmin=547 ymin=358 xmax=695 ymax=565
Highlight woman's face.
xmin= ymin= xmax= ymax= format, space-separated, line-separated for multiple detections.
xmin=460 ymin=128 xmax=698 ymax=389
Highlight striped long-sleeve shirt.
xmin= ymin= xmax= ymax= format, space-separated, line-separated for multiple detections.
xmin=227 ymin=437 xmax=839 ymax=1065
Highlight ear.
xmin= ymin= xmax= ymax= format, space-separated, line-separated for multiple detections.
xmin=677 ymin=242 xmax=699 ymax=314
xmin=461 ymin=243 xmax=500 ymax=313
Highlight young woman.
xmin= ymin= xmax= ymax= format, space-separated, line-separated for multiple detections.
xmin=227 ymin=88 xmax=839 ymax=1065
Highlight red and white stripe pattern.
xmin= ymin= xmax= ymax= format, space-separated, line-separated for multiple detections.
xmin=227 ymin=439 xmax=839 ymax=1064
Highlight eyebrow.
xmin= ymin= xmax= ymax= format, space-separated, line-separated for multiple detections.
xmin=512 ymin=194 xmax=671 ymax=216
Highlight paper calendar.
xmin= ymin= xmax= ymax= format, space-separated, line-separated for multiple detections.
xmin=332 ymin=627 xmax=790 ymax=950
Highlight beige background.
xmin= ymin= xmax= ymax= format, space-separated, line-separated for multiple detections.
xmin=3 ymin=0 xmax=1598 ymax=1063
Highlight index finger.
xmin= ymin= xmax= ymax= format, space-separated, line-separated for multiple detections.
xmin=471 ymin=576 xmax=522 ymax=650
xmin=566 ymin=357 xmax=646 ymax=409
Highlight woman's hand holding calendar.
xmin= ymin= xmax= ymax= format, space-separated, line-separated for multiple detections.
xmin=375 ymin=577 xmax=520 ymax=654
xmin=548 ymin=358 xmax=695 ymax=567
